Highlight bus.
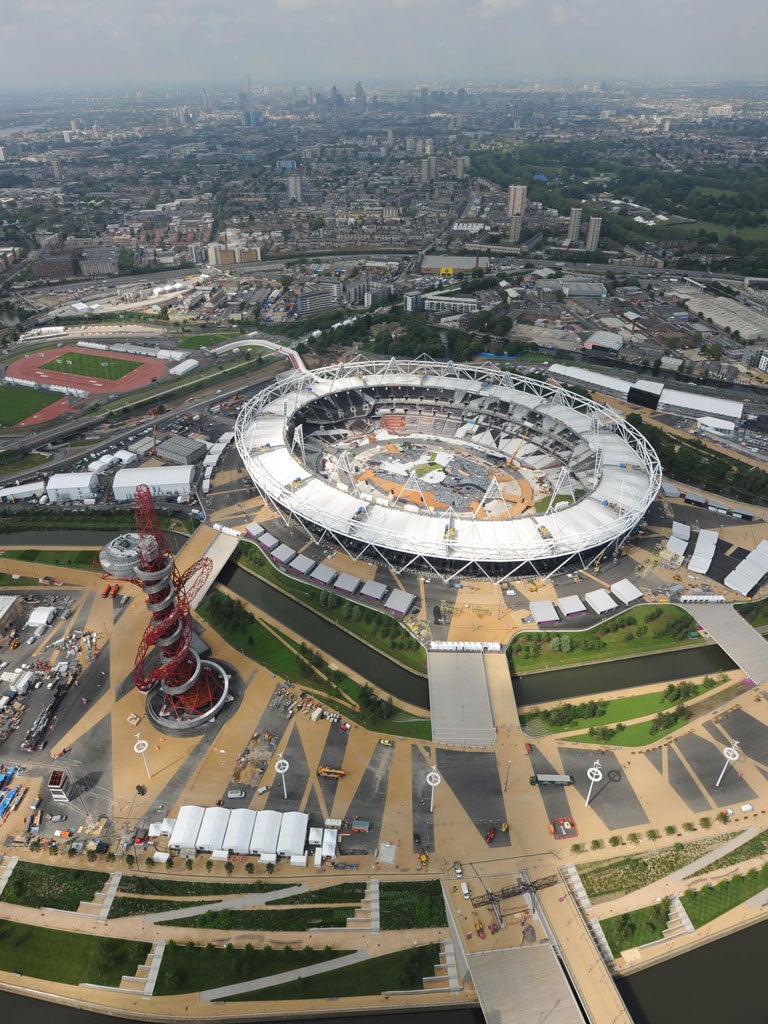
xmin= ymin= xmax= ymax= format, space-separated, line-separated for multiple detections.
xmin=529 ymin=773 xmax=574 ymax=787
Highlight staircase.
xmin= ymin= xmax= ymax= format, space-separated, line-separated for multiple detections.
xmin=664 ymin=895 xmax=695 ymax=938
xmin=561 ymin=863 xmax=592 ymax=911
xmin=422 ymin=940 xmax=462 ymax=993
xmin=345 ymin=880 xmax=374 ymax=930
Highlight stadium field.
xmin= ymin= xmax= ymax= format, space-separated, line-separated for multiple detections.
xmin=40 ymin=352 xmax=138 ymax=380
xmin=0 ymin=385 xmax=58 ymax=426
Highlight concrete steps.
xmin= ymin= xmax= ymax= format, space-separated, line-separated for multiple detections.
xmin=665 ymin=895 xmax=695 ymax=937
xmin=345 ymin=880 xmax=373 ymax=930
xmin=561 ymin=863 xmax=592 ymax=911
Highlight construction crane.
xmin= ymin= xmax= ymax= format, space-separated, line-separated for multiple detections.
xmin=317 ymin=766 xmax=346 ymax=779
xmin=505 ymin=429 xmax=529 ymax=466
xmin=471 ymin=874 xmax=558 ymax=924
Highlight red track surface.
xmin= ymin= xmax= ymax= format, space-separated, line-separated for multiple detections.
xmin=11 ymin=345 xmax=169 ymax=427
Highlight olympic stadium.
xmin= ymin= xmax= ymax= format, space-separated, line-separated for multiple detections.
xmin=234 ymin=357 xmax=661 ymax=582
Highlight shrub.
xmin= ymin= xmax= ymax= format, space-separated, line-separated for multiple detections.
xmin=205 ymin=860 xmax=213 ymax=873
xmin=185 ymin=859 xmax=194 ymax=871
xmin=646 ymin=829 xmax=660 ymax=841
xmin=225 ymin=862 xmax=234 ymax=875
xmin=571 ymin=843 xmax=583 ymax=854
xmin=717 ymin=812 xmax=729 ymax=825
xmin=682 ymin=822 xmax=695 ymax=832
xmin=627 ymin=833 xmax=641 ymax=845
xmin=609 ymin=836 xmax=622 ymax=847
xmin=590 ymin=839 xmax=604 ymax=851
xmin=699 ymin=817 xmax=712 ymax=830
xmin=245 ymin=862 xmax=255 ymax=875
xmin=664 ymin=825 xmax=677 ymax=836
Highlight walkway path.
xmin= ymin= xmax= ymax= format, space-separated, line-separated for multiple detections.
xmin=144 ymin=883 xmax=307 ymax=924
xmin=690 ymin=605 xmax=768 ymax=685
xmin=199 ymin=949 xmax=369 ymax=1001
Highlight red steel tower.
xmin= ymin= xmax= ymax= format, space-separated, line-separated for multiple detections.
xmin=99 ymin=484 xmax=230 ymax=731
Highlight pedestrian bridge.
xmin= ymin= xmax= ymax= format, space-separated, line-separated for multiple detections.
xmin=689 ymin=604 xmax=768 ymax=685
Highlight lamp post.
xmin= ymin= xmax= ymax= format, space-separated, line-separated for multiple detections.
xmin=585 ymin=759 xmax=602 ymax=807
xmin=134 ymin=733 xmax=151 ymax=781
xmin=275 ymin=754 xmax=289 ymax=800
xmin=426 ymin=766 xmax=441 ymax=814
xmin=716 ymin=740 xmax=740 ymax=788
xmin=504 ymin=760 xmax=512 ymax=793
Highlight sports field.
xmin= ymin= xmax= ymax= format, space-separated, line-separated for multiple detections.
xmin=0 ymin=384 xmax=58 ymax=426
xmin=40 ymin=352 xmax=138 ymax=380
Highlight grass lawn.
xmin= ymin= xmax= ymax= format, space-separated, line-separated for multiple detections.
xmin=117 ymin=875 xmax=289 ymax=896
xmin=380 ymin=881 xmax=447 ymax=930
xmin=3 ymin=861 xmax=109 ymax=911
xmin=682 ymin=864 xmax=768 ymax=928
xmin=237 ymin=542 xmax=427 ymax=674
xmin=225 ymin=943 xmax=441 ymax=1002
xmin=165 ymin=906 xmax=352 ymax=931
xmin=601 ymin=900 xmax=670 ymax=956
xmin=0 ymin=919 xmax=149 ymax=986
xmin=198 ymin=593 xmax=307 ymax=678
xmin=178 ymin=332 xmax=238 ymax=350
xmin=574 ymin=717 xmax=691 ymax=746
xmin=736 ymin=596 xmax=768 ymax=629
xmin=9 ymin=548 xmax=98 ymax=569
xmin=0 ymin=454 xmax=52 ymax=476
xmin=0 ymin=385 xmax=57 ymax=426
xmin=40 ymin=352 xmax=138 ymax=380
xmin=156 ymin=940 xmax=349 ymax=996
xmin=520 ymin=685 xmax=717 ymax=734
xmin=509 ymin=605 xmax=699 ymax=674
xmin=0 ymin=573 xmax=39 ymax=587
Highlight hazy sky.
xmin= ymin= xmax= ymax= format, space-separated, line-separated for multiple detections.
xmin=2 ymin=0 xmax=765 ymax=90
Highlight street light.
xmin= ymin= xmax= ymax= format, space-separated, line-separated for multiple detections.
xmin=134 ymin=732 xmax=151 ymax=781
xmin=716 ymin=740 xmax=740 ymax=788
xmin=426 ymin=766 xmax=441 ymax=814
xmin=585 ymin=759 xmax=602 ymax=807
xmin=275 ymin=753 xmax=289 ymax=800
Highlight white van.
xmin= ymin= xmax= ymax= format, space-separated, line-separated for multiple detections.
xmin=460 ymin=882 xmax=471 ymax=900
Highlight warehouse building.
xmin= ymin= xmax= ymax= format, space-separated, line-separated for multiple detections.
xmin=113 ymin=466 xmax=195 ymax=502
xmin=46 ymin=472 xmax=99 ymax=504
xmin=0 ymin=595 xmax=21 ymax=633
xmin=0 ymin=481 xmax=46 ymax=503
xmin=156 ymin=436 xmax=209 ymax=466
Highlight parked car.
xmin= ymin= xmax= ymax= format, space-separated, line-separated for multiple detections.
xmin=48 ymin=814 xmax=67 ymax=822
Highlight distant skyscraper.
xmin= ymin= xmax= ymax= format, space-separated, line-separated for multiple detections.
xmin=507 ymin=185 xmax=527 ymax=218
xmin=455 ymin=156 xmax=470 ymax=179
xmin=354 ymin=81 xmax=367 ymax=113
xmin=0 ymin=146 xmax=5 ymax=162
xmin=241 ymin=110 xmax=252 ymax=126
xmin=50 ymin=158 xmax=63 ymax=181
xmin=287 ymin=174 xmax=303 ymax=203
xmin=566 ymin=206 xmax=582 ymax=244
xmin=585 ymin=215 xmax=602 ymax=252
xmin=421 ymin=157 xmax=437 ymax=183
xmin=509 ymin=215 xmax=523 ymax=243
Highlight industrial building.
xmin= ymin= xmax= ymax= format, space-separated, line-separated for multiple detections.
xmin=0 ymin=596 xmax=21 ymax=633
xmin=685 ymin=293 xmax=768 ymax=342
xmin=113 ymin=466 xmax=195 ymax=502
xmin=46 ymin=472 xmax=99 ymax=504
xmin=0 ymin=481 xmax=46 ymax=503
xmin=156 ymin=435 xmax=209 ymax=466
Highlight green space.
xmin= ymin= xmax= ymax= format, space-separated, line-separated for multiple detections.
xmin=0 ymin=919 xmax=149 ymax=987
xmin=509 ymin=605 xmax=700 ymax=673
xmin=0 ymin=510 xmax=179 ymax=534
xmin=109 ymin=896 xmax=208 ymax=919
xmin=692 ymin=828 xmax=768 ymax=875
xmin=601 ymin=899 xmax=671 ymax=956
xmin=681 ymin=863 xmax=768 ymax=928
xmin=0 ymin=384 xmax=57 ymax=426
xmin=237 ymin=542 xmax=427 ymax=674
xmin=270 ymin=883 xmax=367 ymax=905
xmin=199 ymin=589 xmax=431 ymax=740
xmin=579 ymin=836 xmax=739 ymax=900
xmin=0 ymin=573 xmax=39 ymax=587
xmin=156 ymin=939 xmax=348 ymax=996
xmin=117 ymin=875 xmax=289 ymax=897
xmin=3 ymin=861 xmax=109 ymax=911
xmin=9 ymin=548 xmax=98 ymax=569
xmin=0 ymin=454 xmax=52 ymax=478
xmin=521 ymin=678 xmax=725 ymax=735
xmin=737 ymin=596 xmax=768 ymax=629
xmin=178 ymin=332 xmax=238 ymax=350
xmin=380 ymin=881 xmax=448 ymax=930
xmin=166 ymin=906 xmax=352 ymax=931
xmin=226 ymin=943 xmax=441 ymax=1002
xmin=40 ymin=352 xmax=138 ymax=380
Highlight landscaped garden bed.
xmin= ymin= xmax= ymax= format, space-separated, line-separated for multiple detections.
xmin=379 ymin=881 xmax=447 ymax=930
xmin=600 ymin=899 xmax=671 ymax=956
xmin=3 ymin=861 xmax=109 ymax=911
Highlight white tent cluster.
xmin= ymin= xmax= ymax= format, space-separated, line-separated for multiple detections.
xmin=165 ymin=806 xmax=327 ymax=866
xmin=725 ymin=540 xmax=768 ymax=597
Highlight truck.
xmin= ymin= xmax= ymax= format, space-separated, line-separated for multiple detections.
xmin=529 ymin=773 xmax=574 ymax=787
xmin=317 ymin=766 xmax=346 ymax=779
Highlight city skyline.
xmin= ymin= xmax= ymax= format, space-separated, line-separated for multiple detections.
xmin=0 ymin=0 xmax=765 ymax=90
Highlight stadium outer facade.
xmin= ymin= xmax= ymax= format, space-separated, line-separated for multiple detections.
xmin=234 ymin=356 xmax=661 ymax=583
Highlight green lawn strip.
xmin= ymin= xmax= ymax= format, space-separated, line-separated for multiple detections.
xmin=109 ymin=896 xmax=216 ymax=919
xmin=40 ymin=353 xmax=137 ymax=379
xmin=0 ymin=385 xmax=57 ymax=426
xmin=237 ymin=543 xmax=427 ymax=674
xmin=570 ymin=717 xmax=692 ymax=747
xmin=268 ymin=883 xmax=366 ymax=906
xmin=178 ymin=332 xmax=238 ymax=350
xmin=3 ymin=862 xmax=109 ymax=911
xmin=691 ymin=829 xmax=768 ymax=875
xmin=509 ymin=605 xmax=700 ymax=674
xmin=156 ymin=939 xmax=349 ymax=996
xmin=117 ymin=876 xmax=289 ymax=896
xmin=600 ymin=899 xmax=671 ymax=956
xmin=379 ymin=881 xmax=447 ymax=930
xmin=0 ymin=919 xmax=149 ymax=986
xmin=0 ymin=573 xmax=39 ymax=587
xmin=681 ymin=864 xmax=768 ymax=928
xmin=736 ymin=596 xmax=768 ymax=629
xmin=579 ymin=836 xmax=739 ymax=900
xmin=223 ymin=943 xmax=441 ymax=1002
xmin=165 ymin=906 xmax=352 ymax=931
xmin=8 ymin=548 xmax=99 ymax=568
xmin=520 ymin=687 xmax=707 ymax=734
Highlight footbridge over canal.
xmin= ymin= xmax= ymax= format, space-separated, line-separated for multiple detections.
xmin=689 ymin=604 xmax=768 ymax=685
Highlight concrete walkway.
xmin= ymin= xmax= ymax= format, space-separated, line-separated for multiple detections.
xmin=0 ymin=856 xmax=18 ymax=897
xmin=98 ymin=872 xmax=122 ymax=922
xmin=143 ymin=883 xmax=307 ymax=924
xmin=690 ymin=605 xmax=768 ymax=685
xmin=668 ymin=826 xmax=758 ymax=883
xmin=200 ymin=949 xmax=369 ymax=1002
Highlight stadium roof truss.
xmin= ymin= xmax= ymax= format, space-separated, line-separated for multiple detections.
xmin=235 ymin=356 xmax=661 ymax=583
